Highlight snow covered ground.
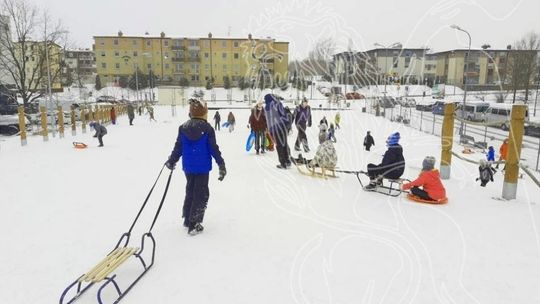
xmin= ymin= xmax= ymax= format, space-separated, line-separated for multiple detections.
xmin=1 ymin=103 xmax=540 ymax=303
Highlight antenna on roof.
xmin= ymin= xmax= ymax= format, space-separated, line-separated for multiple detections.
xmin=227 ymin=26 xmax=231 ymax=37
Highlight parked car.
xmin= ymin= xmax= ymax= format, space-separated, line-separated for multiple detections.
xmin=455 ymin=101 xmax=490 ymax=121
xmin=345 ymin=92 xmax=364 ymax=99
xmin=96 ymin=95 xmax=117 ymax=103
xmin=482 ymin=103 xmax=529 ymax=130
xmin=525 ymin=123 xmax=540 ymax=138
xmin=376 ymin=96 xmax=396 ymax=108
xmin=0 ymin=114 xmax=31 ymax=135
xmin=416 ymin=102 xmax=434 ymax=111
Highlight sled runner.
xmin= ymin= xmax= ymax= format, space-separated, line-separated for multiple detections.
xmin=291 ymin=157 xmax=337 ymax=179
xmin=406 ymin=193 xmax=448 ymax=204
xmin=60 ymin=166 xmax=173 ymax=304
xmin=336 ymin=170 xmax=409 ymax=197
xmin=246 ymin=131 xmax=255 ymax=152
xmin=73 ymin=142 xmax=88 ymax=149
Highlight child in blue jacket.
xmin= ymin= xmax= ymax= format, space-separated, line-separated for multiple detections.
xmin=487 ymin=146 xmax=496 ymax=162
xmin=166 ymin=99 xmax=226 ymax=235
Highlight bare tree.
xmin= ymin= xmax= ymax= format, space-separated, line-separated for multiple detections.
xmin=0 ymin=0 xmax=67 ymax=107
xmin=507 ymin=32 xmax=540 ymax=103
xmin=290 ymin=38 xmax=336 ymax=82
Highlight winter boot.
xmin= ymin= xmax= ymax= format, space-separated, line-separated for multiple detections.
xmin=188 ymin=223 xmax=204 ymax=235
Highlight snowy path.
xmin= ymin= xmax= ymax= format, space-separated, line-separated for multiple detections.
xmin=1 ymin=105 xmax=540 ymax=303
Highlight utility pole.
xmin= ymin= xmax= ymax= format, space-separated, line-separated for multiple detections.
xmin=450 ymin=24 xmax=472 ymax=136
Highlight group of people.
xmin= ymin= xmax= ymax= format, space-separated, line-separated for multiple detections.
xmin=478 ymin=138 xmax=509 ymax=187
xmin=213 ymin=111 xmax=237 ymax=133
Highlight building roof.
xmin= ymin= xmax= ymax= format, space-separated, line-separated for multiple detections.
xmin=93 ymin=35 xmax=289 ymax=44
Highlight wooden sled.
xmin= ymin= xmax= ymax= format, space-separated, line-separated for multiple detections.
xmin=295 ymin=163 xmax=337 ymax=179
xmin=407 ymin=193 xmax=448 ymax=204
xmin=73 ymin=142 xmax=88 ymax=149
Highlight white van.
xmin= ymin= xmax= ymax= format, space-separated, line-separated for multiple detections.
xmin=482 ymin=103 xmax=529 ymax=130
xmin=455 ymin=100 xmax=490 ymax=121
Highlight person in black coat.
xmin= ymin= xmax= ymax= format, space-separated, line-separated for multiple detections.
xmin=213 ymin=111 xmax=221 ymax=131
xmin=90 ymin=121 xmax=107 ymax=147
xmin=293 ymin=98 xmax=312 ymax=152
xmin=363 ymin=131 xmax=375 ymax=151
xmin=364 ymin=132 xmax=405 ymax=190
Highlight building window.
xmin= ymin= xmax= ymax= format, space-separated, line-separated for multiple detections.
xmin=176 ymin=63 xmax=183 ymax=71
xmin=205 ymin=64 xmax=209 ymax=71
xmin=133 ymin=40 xmax=137 ymax=45
xmin=191 ymin=63 xmax=199 ymax=71
xmin=190 ymin=40 xmax=197 ymax=47
xmin=164 ymin=40 xmax=169 ymax=47
xmin=191 ymin=75 xmax=199 ymax=81
xmin=165 ymin=52 xmax=169 ymax=58
xmin=115 ymin=63 xmax=120 ymax=69
xmin=133 ymin=51 xmax=138 ymax=57
xmin=165 ymin=63 xmax=169 ymax=69
xmin=113 ymin=39 xmax=118 ymax=45
xmin=146 ymin=41 xmax=151 ymax=47
xmin=101 ymin=51 xmax=105 ymax=57
xmin=222 ymin=53 xmax=227 ymax=59
xmin=100 ymin=40 xmax=105 ymax=46
xmin=223 ymin=64 xmax=227 ymax=70
xmin=221 ymin=41 xmax=227 ymax=48
xmin=405 ymin=57 xmax=411 ymax=68
xmin=233 ymin=41 xmax=239 ymax=48
xmin=204 ymin=53 xmax=209 ymax=58
xmin=114 ymin=51 xmax=120 ymax=57
xmin=147 ymin=64 xmax=152 ymax=69
xmin=234 ymin=53 xmax=239 ymax=59
xmin=203 ymin=41 xmax=210 ymax=48
xmin=101 ymin=63 xmax=107 ymax=68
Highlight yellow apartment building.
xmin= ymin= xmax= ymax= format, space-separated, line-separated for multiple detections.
xmin=94 ymin=32 xmax=289 ymax=87
xmin=15 ymin=41 xmax=63 ymax=91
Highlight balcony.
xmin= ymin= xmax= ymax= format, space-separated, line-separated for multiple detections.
xmin=185 ymin=57 xmax=201 ymax=62
xmin=187 ymin=46 xmax=200 ymax=51
xmin=171 ymin=46 xmax=185 ymax=51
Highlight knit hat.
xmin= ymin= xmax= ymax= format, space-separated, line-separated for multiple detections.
xmin=422 ymin=156 xmax=436 ymax=171
xmin=189 ymin=99 xmax=208 ymax=120
xmin=386 ymin=132 xmax=400 ymax=146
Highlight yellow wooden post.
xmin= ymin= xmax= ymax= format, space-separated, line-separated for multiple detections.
xmin=57 ymin=106 xmax=65 ymax=138
xmin=40 ymin=106 xmax=48 ymax=141
xmin=95 ymin=105 xmax=99 ymax=122
xmin=81 ymin=106 xmax=87 ymax=134
xmin=440 ymin=103 xmax=456 ymax=179
xmin=18 ymin=106 xmax=27 ymax=146
xmin=502 ymin=104 xmax=527 ymax=200
xmin=70 ymin=105 xmax=76 ymax=136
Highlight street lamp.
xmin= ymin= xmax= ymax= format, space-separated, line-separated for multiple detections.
xmin=450 ymin=24 xmax=472 ymax=135
xmin=374 ymin=42 xmax=401 ymax=94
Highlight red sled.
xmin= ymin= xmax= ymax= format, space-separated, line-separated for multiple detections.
xmin=407 ymin=193 xmax=448 ymax=204
xmin=73 ymin=142 xmax=88 ymax=149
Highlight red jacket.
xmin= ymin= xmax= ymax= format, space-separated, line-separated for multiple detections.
xmin=403 ymin=170 xmax=446 ymax=200
xmin=249 ymin=108 xmax=267 ymax=131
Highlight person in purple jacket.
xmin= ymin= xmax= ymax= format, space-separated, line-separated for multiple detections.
xmin=293 ymin=97 xmax=312 ymax=152
xmin=263 ymin=94 xmax=291 ymax=169
xmin=165 ymin=99 xmax=226 ymax=235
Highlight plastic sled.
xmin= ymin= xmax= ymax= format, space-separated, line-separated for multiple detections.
xmin=73 ymin=142 xmax=88 ymax=149
xmin=265 ymin=132 xmax=274 ymax=151
xmin=246 ymin=131 xmax=255 ymax=152
xmin=60 ymin=167 xmax=173 ymax=304
xmin=222 ymin=122 xmax=230 ymax=128
xmin=407 ymin=193 xmax=448 ymax=204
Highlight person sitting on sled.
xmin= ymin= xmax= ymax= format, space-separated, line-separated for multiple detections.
xmin=364 ymin=132 xmax=405 ymax=190
xmin=165 ymin=99 xmax=226 ymax=235
xmin=476 ymin=159 xmax=496 ymax=187
xmin=402 ymin=156 xmax=446 ymax=202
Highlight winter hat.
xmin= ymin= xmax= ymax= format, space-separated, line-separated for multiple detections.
xmin=89 ymin=121 xmax=96 ymax=128
xmin=189 ymin=99 xmax=208 ymax=120
xmin=422 ymin=156 xmax=436 ymax=171
xmin=386 ymin=132 xmax=400 ymax=146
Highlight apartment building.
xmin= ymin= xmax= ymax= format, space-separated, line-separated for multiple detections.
xmin=94 ymin=32 xmax=289 ymax=87
xmin=64 ymin=49 xmax=96 ymax=85
xmin=14 ymin=41 xmax=63 ymax=91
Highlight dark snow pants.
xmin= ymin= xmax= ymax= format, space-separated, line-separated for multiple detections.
xmin=98 ymin=135 xmax=104 ymax=146
xmin=294 ymin=125 xmax=308 ymax=151
xmin=410 ymin=187 xmax=433 ymax=201
xmin=272 ymin=127 xmax=290 ymax=166
xmin=367 ymin=163 xmax=402 ymax=180
xmin=215 ymin=120 xmax=220 ymax=130
xmin=254 ymin=130 xmax=265 ymax=153
xmin=183 ymin=173 xmax=210 ymax=226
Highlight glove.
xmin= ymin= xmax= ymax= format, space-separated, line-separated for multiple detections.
xmin=165 ymin=159 xmax=176 ymax=171
xmin=218 ymin=164 xmax=227 ymax=181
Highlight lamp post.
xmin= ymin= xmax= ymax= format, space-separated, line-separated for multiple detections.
xmin=534 ymin=66 xmax=539 ymax=117
xmin=374 ymin=42 xmax=401 ymax=94
xmin=450 ymin=24 xmax=472 ymax=135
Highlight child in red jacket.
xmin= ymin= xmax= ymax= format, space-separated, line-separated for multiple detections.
xmin=402 ymin=156 xmax=446 ymax=201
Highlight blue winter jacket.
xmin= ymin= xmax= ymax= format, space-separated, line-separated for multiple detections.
xmin=168 ymin=118 xmax=224 ymax=174
xmin=487 ymin=148 xmax=495 ymax=162
xmin=264 ymin=94 xmax=289 ymax=135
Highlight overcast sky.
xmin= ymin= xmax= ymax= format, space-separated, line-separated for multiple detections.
xmin=31 ymin=0 xmax=540 ymax=59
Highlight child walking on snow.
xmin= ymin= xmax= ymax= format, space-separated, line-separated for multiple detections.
xmin=476 ymin=159 xmax=496 ymax=187
xmin=165 ymin=99 xmax=227 ymax=235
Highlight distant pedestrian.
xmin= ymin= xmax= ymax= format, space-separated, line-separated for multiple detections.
xmin=110 ymin=107 xmax=117 ymax=125
xmin=148 ymin=105 xmax=156 ymax=122
xmin=335 ymin=112 xmax=341 ymax=129
xmin=487 ymin=146 xmax=495 ymax=162
xmin=213 ymin=111 xmax=221 ymax=131
xmin=496 ymin=139 xmax=508 ymax=170
xmin=293 ymin=98 xmax=312 ymax=152
xmin=248 ymin=102 xmax=267 ymax=154
xmin=127 ymin=103 xmax=135 ymax=125
xmin=227 ymin=112 xmax=236 ymax=132
xmin=90 ymin=121 xmax=107 ymax=147
xmin=364 ymin=131 xmax=375 ymax=151
xmin=263 ymin=94 xmax=291 ymax=169
xmin=138 ymin=105 xmax=142 ymax=116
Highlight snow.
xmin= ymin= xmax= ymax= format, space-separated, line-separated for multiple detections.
xmin=1 ymin=103 xmax=540 ymax=303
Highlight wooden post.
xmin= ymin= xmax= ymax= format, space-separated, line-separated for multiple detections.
xmin=95 ymin=105 xmax=99 ymax=123
xmin=81 ymin=106 xmax=87 ymax=134
xmin=18 ymin=106 xmax=27 ymax=146
xmin=57 ymin=106 xmax=65 ymax=138
xmin=502 ymin=104 xmax=527 ymax=200
xmin=70 ymin=105 xmax=76 ymax=136
xmin=440 ymin=103 xmax=456 ymax=179
xmin=40 ymin=106 xmax=48 ymax=141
